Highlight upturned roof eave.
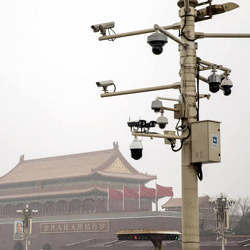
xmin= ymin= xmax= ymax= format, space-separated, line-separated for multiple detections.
xmin=0 ymin=186 xmax=108 ymax=201
xmin=0 ymin=171 xmax=156 ymax=187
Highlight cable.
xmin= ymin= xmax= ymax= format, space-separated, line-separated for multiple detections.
xmin=170 ymin=139 xmax=184 ymax=152
xmin=107 ymin=28 xmax=116 ymax=42
xmin=196 ymin=62 xmax=200 ymax=121
xmin=170 ymin=126 xmax=191 ymax=152
xmin=194 ymin=162 xmax=203 ymax=181
xmin=180 ymin=11 xmax=196 ymax=42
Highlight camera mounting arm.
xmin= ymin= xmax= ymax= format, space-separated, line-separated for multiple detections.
xmin=154 ymin=24 xmax=188 ymax=48
xmin=198 ymin=58 xmax=231 ymax=73
xmin=98 ymin=23 xmax=180 ymax=41
xmin=157 ymin=97 xmax=180 ymax=102
xmin=132 ymin=131 xmax=187 ymax=140
xmin=100 ymin=82 xmax=180 ymax=98
xmin=196 ymin=32 xmax=250 ymax=39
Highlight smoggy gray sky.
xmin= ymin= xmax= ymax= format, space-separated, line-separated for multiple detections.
xmin=0 ymin=0 xmax=249 ymax=201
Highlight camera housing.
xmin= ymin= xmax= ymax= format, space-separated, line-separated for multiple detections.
xmin=156 ymin=114 xmax=168 ymax=129
xmin=96 ymin=80 xmax=116 ymax=93
xmin=147 ymin=32 xmax=168 ymax=55
xmin=208 ymin=72 xmax=221 ymax=93
xmin=151 ymin=99 xmax=163 ymax=112
xmin=127 ymin=120 xmax=156 ymax=133
xmin=130 ymin=138 xmax=143 ymax=160
xmin=221 ymin=77 xmax=233 ymax=96
xmin=91 ymin=22 xmax=115 ymax=36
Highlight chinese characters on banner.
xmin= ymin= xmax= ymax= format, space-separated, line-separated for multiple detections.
xmin=40 ymin=220 xmax=109 ymax=234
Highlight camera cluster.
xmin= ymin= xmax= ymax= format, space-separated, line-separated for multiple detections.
xmin=208 ymin=71 xmax=233 ymax=96
xmin=151 ymin=99 xmax=168 ymax=129
xmin=127 ymin=120 xmax=157 ymax=160
xmin=127 ymin=120 xmax=157 ymax=133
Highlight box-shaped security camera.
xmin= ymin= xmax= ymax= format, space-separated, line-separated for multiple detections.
xmin=191 ymin=120 xmax=221 ymax=164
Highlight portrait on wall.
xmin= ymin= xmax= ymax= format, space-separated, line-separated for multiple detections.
xmin=13 ymin=220 xmax=24 ymax=240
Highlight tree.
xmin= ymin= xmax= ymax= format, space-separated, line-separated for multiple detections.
xmin=234 ymin=212 xmax=250 ymax=235
xmin=233 ymin=196 xmax=250 ymax=235
xmin=238 ymin=197 xmax=250 ymax=216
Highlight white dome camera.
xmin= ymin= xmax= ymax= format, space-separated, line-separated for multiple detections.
xmin=221 ymin=77 xmax=233 ymax=96
xmin=147 ymin=32 xmax=168 ymax=55
xmin=130 ymin=137 xmax=143 ymax=160
xmin=156 ymin=114 xmax=168 ymax=129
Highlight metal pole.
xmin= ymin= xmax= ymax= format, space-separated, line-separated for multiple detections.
xmin=100 ymin=83 xmax=180 ymax=98
xmin=25 ymin=237 xmax=28 ymax=250
xmin=99 ymin=23 xmax=180 ymax=41
xmin=179 ymin=1 xmax=200 ymax=250
xmin=222 ymin=229 xmax=225 ymax=250
xmin=196 ymin=32 xmax=250 ymax=39
xmin=132 ymin=132 xmax=186 ymax=140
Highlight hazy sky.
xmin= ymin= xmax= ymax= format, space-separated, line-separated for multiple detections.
xmin=0 ymin=0 xmax=249 ymax=201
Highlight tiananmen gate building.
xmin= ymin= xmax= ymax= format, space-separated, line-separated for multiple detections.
xmin=0 ymin=142 xmax=176 ymax=250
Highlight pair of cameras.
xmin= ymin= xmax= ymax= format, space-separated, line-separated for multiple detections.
xmin=208 ymin=72 xmax=233 ymax=96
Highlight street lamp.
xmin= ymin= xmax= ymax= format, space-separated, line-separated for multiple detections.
xmin=92 ymin=1 xmax=250 ymax=250
xmin=16 ymin=204 xmax=38 ymax=250
xmin=210 ymin=195 xmax=235 ymax=250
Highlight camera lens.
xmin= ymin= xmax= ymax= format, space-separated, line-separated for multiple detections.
xmin=223 ymin=87 xmax=232 ymax=96
xmin=209 ymin=82 xmax=220 ymax=93
xmin=131 ymin=149 xmax=142 ymax=160
xmin=152 ymin=46 xmax=163 ymax=55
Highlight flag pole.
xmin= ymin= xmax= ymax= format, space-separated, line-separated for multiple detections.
xmin=122 ymin=184 xmax=125 ymax=211
xmin=155 ymin=180 xmax=158 ymax=212
xmin=138 ymin=184 xmax=141 ymax=210
xmin=107 ymin=184 xmax=110 ymax=212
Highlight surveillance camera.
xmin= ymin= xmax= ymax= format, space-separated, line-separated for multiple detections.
xmin=91 ymin=22 xmax=115 ymax=36
xmin=151 ymin=99 xmax=163 ymax=112
xmin=96 ymin=80 xmax=116 ymax=93
xmin=221 ymin=77 xmax=233 ymax=96
xmin=147 ymin=32 xmax=168 ymax=55
xmin=208 ymin=72 xmax=221 ymax=93
xmin=156 ymin=114 xmax=168 ymax=129
xmin=130 ymin=137 xmax=143 ymax=160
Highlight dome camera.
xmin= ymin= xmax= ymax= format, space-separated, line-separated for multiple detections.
xmin=156 ymin=114 xmax=168 ymax=129
xmin=147 ymin=32 xmax=168 ymax=55
xmin=151 ymin=99 xmax=163 ymax=112
xmin=130 ymin=137 xmax=143 ymax=160
xmin=221 ymin=77 xmax=233 ymax=96
xmin=208 ymin=72 xmax=221 ymax=93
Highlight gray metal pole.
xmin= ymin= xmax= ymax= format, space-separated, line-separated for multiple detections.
xmin=178 ymin=1 xmax=200 ymax=250
xmin=25 ymin=237 xmax=28 ymax=250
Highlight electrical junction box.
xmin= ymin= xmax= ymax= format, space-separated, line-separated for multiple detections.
xmin=191 ymin=120 xmax=221 ymax=164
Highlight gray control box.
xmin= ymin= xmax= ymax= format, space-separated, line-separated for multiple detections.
xmin=191 ymin=120 xmax=221 ymax=163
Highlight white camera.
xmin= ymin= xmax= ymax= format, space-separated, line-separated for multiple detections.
xmin=151 ymin=99 xmax=163 ymax=112
xmin=156 ymin=114 xmax=168 ymax=129
xmin=130 ymin=137 xmax=143 ymax=160
xmin=221 ymin=77 xmax=233 ymax=96
xmin=96 ymin=80 xmax=116 ymax=93
xmin=91 ymin=22 xmax=115 ymax=36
